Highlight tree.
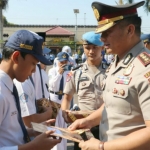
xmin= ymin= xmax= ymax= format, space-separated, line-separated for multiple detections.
xmin=0 ymin=0 xmax=9 ymax=52
xmin=115 ymin=0 xmax=150 ymax=14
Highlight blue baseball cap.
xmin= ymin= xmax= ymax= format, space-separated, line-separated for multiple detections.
xmin=4 ymin=30 xmax=52 ymax=65
xmin=57 ymin=52 xmax=69 ymax=62
xmin=141 ymin=34 xmax=150 ymax=43
xmin=43 ymin=47 xmax=51 ymax=54
xmin=82 ymin=31 xmax=103 ymax=46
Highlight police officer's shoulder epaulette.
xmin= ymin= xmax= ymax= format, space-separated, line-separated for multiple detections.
xmin=73 ymin=64 xmax=83 ymax=93
xmin=72 ymin=64 xmax=83 ymax=71
xmin=137 ymin=52 xmax=150 ymax=67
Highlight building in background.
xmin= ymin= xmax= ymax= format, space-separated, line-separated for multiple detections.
xmin=3 ymin=24 xmax=97 ymax=55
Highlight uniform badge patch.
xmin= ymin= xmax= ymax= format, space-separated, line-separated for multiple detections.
xmin=20 ymin=93 xmax=28 ymax=103
xmin=66 ymin=72 xmax=73 ymax=82
xmin=115 ymin=76 xmax=132 ymax=85
xmin=138 ymin=52 xmax=150 ymax=67
xmin=123 ymin=53 xmax=133 ymax=65
xmin=92 ymin=6 xmax=100 ymax=21
xmin=123 ymin=64 xmax=134 ymax=76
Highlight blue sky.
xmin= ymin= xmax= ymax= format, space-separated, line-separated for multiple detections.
xmin=3 ymin=0 xmax=150 ymax=33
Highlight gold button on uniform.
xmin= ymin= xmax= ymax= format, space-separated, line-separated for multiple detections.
xmin=82 ymin=82 xmax=86 ymax=86
xmin=120 ymin=89 xmax=125 ymax=96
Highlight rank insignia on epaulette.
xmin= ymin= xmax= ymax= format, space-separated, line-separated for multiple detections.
xmin=138 ymin=52 xmax=150 ymax=67
xmin=144 ymin=71 xmax=150 ymax=78
xmin=123 ymin=53 xmax=133 ymax=65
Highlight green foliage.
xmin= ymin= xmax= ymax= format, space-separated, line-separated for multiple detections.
xmin=144 ymin=0 xmax=150 ymax=14
xmin=3 ymin=15 xmax=15 ymax=26
xmin=0 ymin=0 xmax=8 ymax=9
xmin=115 ymin=0 xmax=149 ymax=14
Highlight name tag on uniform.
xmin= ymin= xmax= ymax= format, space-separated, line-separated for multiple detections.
xmin=79 ymin=77 xmax=89 ymax=81
xmin=115 ymin=76 xmax=132 ymax=85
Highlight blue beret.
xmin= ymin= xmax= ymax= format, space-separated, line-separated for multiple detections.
xmin=57 ymin=52 xmax=69 ymax=62
xmin=82 ymin=31 xmax=103 ymax=46
xmin=140 ymin=34 xmax=150 ymax=43
xmin=5 ymin=30 xmax=52 ymax=65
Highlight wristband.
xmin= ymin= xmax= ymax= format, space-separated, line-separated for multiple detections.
xmin=99 ymin=142 xmax=105 ymax=150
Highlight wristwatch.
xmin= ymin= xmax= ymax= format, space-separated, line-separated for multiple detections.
xmin=99 ymin=142 xmax=105 ymax=150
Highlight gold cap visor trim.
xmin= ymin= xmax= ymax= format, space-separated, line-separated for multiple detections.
xmin=95 ymin=22 xmax=116 ymax=33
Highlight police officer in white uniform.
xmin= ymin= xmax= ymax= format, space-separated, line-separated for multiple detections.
xmin=0 ymin=30 xmax=60 ymax=150
xmin=48 ymin=52 xmax=71 ymax=150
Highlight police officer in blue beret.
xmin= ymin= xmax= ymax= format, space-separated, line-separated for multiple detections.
xmin=141 ymin=34 xmax=150 ymax=50
xmin=0 ymin=30 xmax=61 ymax=150
xmin=62 ymin=31 xmax=105 ymax=150
xmin=68 ymin=1 xmax=150 ymax=150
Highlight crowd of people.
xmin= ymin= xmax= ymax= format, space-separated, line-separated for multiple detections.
xmin=0 ymin=1 xmax=150 ymax=150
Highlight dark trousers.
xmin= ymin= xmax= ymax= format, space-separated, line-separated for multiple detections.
xmin=74 ymin=125 xmax=99 ymax=150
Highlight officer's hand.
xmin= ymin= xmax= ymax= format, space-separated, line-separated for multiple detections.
xmin=68 ymin=118 xmax=90 ymax=131
xmin=30 ymin=130 xmax=61 ymax=150
xmin=62 ymin=110 xmax=70 ymax=123
xmin=79 ymin=137 xmax=101 ymax=150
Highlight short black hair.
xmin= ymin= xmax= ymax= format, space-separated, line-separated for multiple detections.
xmin=2 ymin=47 xmax=28 ymax=60
xmin=118 ymin=16 xmax=142 ymax=36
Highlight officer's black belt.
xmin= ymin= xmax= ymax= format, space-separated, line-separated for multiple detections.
xmin=50 ymin=91 xmax=64 ymax=95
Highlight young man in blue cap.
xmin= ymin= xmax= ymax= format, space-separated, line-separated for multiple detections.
xmin=68 ymin=1 xmax=150 ymax=150
xmin=61 ymin=31 xmax=105 ymax=150
xmin=141 ymin=34 xmax=150 ymax=50
xmin=0 ymin=30 xmax=61 ymax=150
xmin=48 ymin=51 xmax=71 ymax=150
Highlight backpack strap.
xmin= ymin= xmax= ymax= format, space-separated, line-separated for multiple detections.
xmin=37 ymin=64 xmax=45 ymax=98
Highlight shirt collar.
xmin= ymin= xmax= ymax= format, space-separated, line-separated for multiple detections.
xmin=0 ymin=70 xmax=13 ymax=92
xmin=114 ymin=41 xmax=145 ymax=67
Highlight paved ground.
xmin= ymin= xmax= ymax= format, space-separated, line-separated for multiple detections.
xmin=46 ymin=65 xmax=77 ymax=150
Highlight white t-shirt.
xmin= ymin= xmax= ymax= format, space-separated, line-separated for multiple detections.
xmin=0 ymin=70 xmax=24 ymax=150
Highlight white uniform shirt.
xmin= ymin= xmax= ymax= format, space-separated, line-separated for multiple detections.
xmin=48 ymin=68 xmax=69 ymax=150
xmin=48 ymin=67 xmax=69 ymax=104
xmin=32 ymin=65 xmax=50 ymax=99
xmin=14 ymin=78 xmax=36 ymax=117
xmin=0 ymin=70 xmax=24 ymax=150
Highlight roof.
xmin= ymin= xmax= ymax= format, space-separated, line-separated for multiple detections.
xmin=45 ymin=26 xmax=75 ymax=36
